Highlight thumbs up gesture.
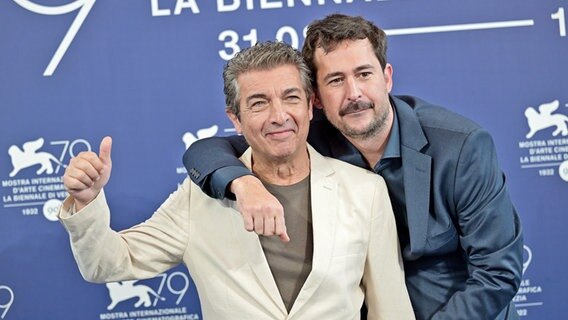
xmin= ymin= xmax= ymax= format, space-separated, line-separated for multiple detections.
xmin=63 ymin=136 xmax=113 ymax=211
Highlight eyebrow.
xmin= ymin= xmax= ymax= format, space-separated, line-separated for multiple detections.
xmin=322 ymin=72 xmax=343 ymax=83
xmin=354 ymin=64 xmax=375 ymax=72
xmin=245 ymin=87 xmax=302 ymax=104
xmin=282 ymin=87 xmax=302 ymax=96
xmin=246 ymin=93 xmax=269 ymax=104
xmin=322 ymin=64 xmax=376 ymax=82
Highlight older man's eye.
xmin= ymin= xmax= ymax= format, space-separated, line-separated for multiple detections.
xmin=250 ymin=100 xmax=267 ymax=108
xmin=285 ymin=96 xmax=301 ymax=103
xmin=328 ymin=78 xmax=343 ymax=86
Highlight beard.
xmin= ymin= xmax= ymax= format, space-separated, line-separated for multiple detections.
xmin=327 ymin=100 xmax=390 ymax=140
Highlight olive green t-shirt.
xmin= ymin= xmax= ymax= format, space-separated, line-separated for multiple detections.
xmin=260 ymin=176 xmax=313 ymax=312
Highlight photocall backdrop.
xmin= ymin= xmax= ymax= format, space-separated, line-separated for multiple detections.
xmin=1 ymin=0 xmax=567 ymax=319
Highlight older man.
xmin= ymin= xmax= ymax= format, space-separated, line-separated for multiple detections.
xmin=59 ymin=41 xmax=414 ymax=319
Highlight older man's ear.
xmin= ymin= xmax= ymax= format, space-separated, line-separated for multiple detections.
xmin=226 ymin=109 xmax=242 ymax=134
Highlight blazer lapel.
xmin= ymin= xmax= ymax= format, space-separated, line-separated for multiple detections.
xmin=244 ymin=235 xmax=288 ymax=314
xmin=238 ymin=149 xmax=288 ymax=315
xmin=394 ymin=96 xmax=432 ymax=259
xmin=401 ymin=147 xmax=431 ymax=259
xmin=288 ymin=145 xmax=337 ymax=318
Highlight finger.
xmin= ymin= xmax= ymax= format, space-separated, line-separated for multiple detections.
xmin=70 ymin=151 xmax=104 ymax=180
xmin=73 ymin=152 xmax=105 ymax=172
xmin=64 ymin=159 xmax=99 ymax=188
xmin=274 ymin=215 xmax=290 ymax=243
xmin=66 ymin=168 xmax=96 ymax=188
xmin=242 ymin=214 xmax=254 ymax=232
xmin=69 ymin=157 xmax=102 ymax=182
xmin=263 ymin=216 xmax=275 ymax=236
xmin=63 ymin=172 xmax=93 ymax=191
xmin=99 ymin=136 xmax=112 ymax=165
xmin=254 ymin=216 xmax=264 ymax=235
xmin=279 ymin=230 xmax=290 ymax=243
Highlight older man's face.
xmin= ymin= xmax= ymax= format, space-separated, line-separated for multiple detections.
xmin=227 ymin=64 xmax=313 ymax=163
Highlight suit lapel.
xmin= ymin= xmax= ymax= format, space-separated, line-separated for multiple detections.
xmin=238 ymin=149 xmax=288 ymax=315
xmin=288 ymin=146 xmax=337 ymax=318
xmin=401 ymin=146 xmax=431 ymax=259
xmin=394 ymin=96 xmax=432 ymax=259
xmin=244 ymin=236 xmax=288 ymax=314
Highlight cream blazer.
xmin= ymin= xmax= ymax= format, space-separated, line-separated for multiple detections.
xmin=59 ymin=145 xmax=414 ymax=320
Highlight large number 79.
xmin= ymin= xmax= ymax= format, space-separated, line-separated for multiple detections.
xmin=12 ymin=0 xmax=96 ymax=76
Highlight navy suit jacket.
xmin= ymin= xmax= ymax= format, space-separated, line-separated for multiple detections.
xmin=183 ymin=95 xmax=523 ymax=320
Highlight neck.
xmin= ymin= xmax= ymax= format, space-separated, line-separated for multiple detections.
xmin=252 ymin=148 xmax=311 ymax=185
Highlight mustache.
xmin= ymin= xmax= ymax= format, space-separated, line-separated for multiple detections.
xmin=339 ymin=101 xmax=374 ymax=116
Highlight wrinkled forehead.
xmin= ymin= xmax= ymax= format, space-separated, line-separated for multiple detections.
xmin=237 ymin=65 xmax=305 ymax=99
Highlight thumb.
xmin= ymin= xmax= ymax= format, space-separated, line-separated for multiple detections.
xmin=99 ymin=136 xmax=112 ymax=164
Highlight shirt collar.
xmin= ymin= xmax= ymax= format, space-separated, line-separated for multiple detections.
xmin=333 ymin=99 xmax=401 ymax=170
xmin=382 ymin=102 xmax=401 ymax=160
xmin=373 ymin=101 xmax=400 ymax=172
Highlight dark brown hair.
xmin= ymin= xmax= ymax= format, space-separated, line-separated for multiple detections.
xmin=302 ymin=14 xmax=388 ymax=84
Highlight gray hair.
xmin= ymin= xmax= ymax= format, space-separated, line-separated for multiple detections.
xmin=223 ymin=41 xmax=313 ymax=118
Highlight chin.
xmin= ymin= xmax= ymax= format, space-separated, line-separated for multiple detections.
xmin=345 ymin=121 xmax=373 ymax=132
xmin=267 ymin=145 xmax=294 ymax=157
xmin=341 ymin=123 xmax=377 ymax=138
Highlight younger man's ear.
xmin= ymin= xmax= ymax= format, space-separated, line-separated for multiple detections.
xmin=307 ymin=94 xmax=314 ymax=121
xmin=313 ymin=91 xmax=324 ymax=110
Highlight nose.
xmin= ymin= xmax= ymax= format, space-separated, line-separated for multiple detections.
xmin=346 ymin=77 xmax=362 ymax=102
xmin=269 ymin=100 xmax=290 ymax=125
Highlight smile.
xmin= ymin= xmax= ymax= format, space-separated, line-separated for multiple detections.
xmin=266 ymin=129 xmax=295 ymax=140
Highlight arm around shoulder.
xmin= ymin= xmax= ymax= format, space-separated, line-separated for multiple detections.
xmin=183 ymin=135 xmax=251 ymax=199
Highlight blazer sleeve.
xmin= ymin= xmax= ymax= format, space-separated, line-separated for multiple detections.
xmin=432 ymin=128 xmax=523 ymax=319
xmin=363 ymin=177 xmax=415 ymax=320
xmin=182 ymin=135 xmax=250 ymax=199
xmin=58 ymin=179 xmax=192 ymax=283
